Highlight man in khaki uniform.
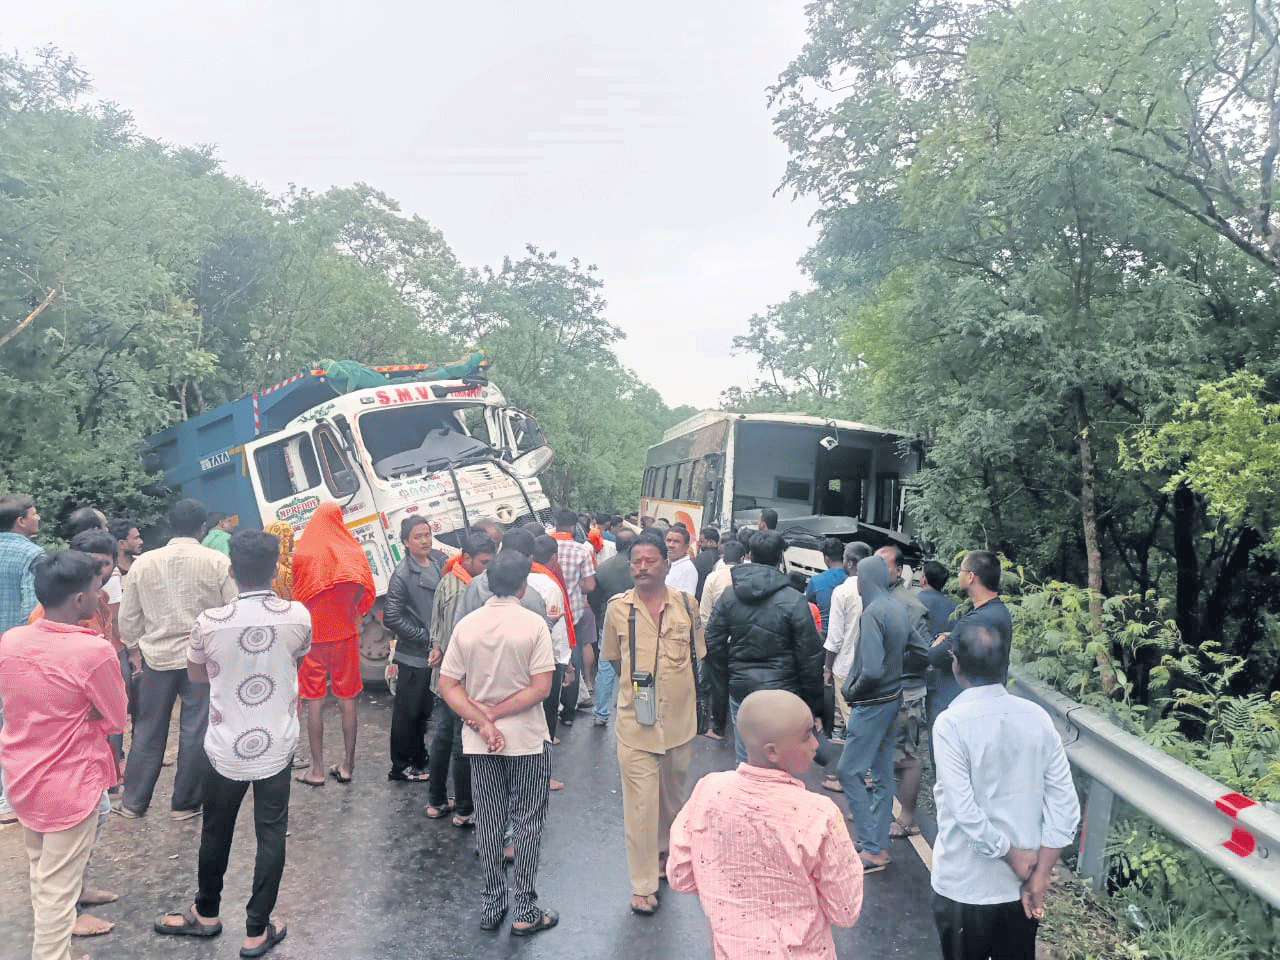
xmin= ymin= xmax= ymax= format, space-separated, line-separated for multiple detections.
xmin=602 ymin=532 xmax=705 ymax=916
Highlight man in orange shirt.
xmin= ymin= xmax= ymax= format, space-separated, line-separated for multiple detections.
xmin=291 ymin=504 xmax=374 ymax=786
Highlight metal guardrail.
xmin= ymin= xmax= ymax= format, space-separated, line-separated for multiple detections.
xmin=1009 ymin=668 xmax=1280 ymax=910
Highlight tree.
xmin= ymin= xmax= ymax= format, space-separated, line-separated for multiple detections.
xmin=723 ymin=289 xmax=866 ymax=416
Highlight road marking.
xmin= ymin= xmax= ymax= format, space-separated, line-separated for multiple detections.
xmin=891 ymin=798 xmax=934 ymax=870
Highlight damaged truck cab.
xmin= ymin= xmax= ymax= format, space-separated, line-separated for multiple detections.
xmin=142 ymin=358 xmax=553 ymax=681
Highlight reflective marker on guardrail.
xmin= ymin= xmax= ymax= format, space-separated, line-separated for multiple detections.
xmin=1217 ymin=793 xmax=1257 ymax=857
xmin=1010 ymin=668 xmax=1280 ymax=910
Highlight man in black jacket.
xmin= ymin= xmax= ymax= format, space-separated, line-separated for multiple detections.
xmin=691 ymin=527 xmax=720 ymax=601
xmin=704 ymin=530 xmax=825 ymax=764
xmin=837 ymin=555 xmax=910 ymax=872
xmin=384 ymin=516 xmax=446 ymax=782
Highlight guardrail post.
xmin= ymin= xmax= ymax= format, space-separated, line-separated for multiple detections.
xmin=1078 ymin=777 xmax=1114 ymax=892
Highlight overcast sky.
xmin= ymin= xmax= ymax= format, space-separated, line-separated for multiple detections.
xmin=4 ymin=1 xmax=819 ymax=409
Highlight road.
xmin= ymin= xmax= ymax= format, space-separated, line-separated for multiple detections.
xmin=0 ymin=692 xmax=943 ymax=960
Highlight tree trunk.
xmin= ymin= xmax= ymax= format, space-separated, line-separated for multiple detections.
xmin=1075 ymin=391 xmax=1116 ymax=694
xmin=1172 ymin=482 xmax=1199 ymax=648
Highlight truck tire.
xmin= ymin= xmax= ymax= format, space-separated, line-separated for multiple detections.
xmin=358 ymin=601 xmax=393 ymax=690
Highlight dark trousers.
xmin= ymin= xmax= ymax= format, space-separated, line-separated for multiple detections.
xmin=543 ymin=664 xmax=566 ymax=742
xmin=559 ymin=613 xmax=593 ymax=716
xmin=195 ymin=765 xmax=290 ymax=938
xmin=932 ymin=892 xmax=1038 ymax=960
xmin=389 ymin=663 xmax=433 ymax=773
xmin=427 ymin=696 xmax=473 ymax=816
xmin=471 ymin=745 xmax=552 ymax=927
xmin=123 ymin=663 xmax=210 ymax=814
xmin=108 ymin=648 xmax=131 ymax=764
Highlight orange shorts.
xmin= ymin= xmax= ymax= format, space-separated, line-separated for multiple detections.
xmin=298 ymin=636 xmax=363 ymax=700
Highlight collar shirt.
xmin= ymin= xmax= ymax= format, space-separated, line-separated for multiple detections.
xmin=666 ymin=555 xmax=699 ymax=596
xmin=823 ymin=577 xmax=863 ymax=678
xmin=187 ymin=591 xmax=312 ymax=781
xmin=527 ymin=571 xmax=571 ymax=664
xmin=0 ymin=620 xmax=128 ymax=831
xmin=119 ymin=538 xmax=237 ymax=671
xmin=0 ymin=532 xmax=43 ymax=632
xmin=699 ymin=564 xmax=737 ymax=625
xmin=666 ymin=765 xmax=863 ymax=960
xmin=931 ymin=684 xmax=1080 ymax=904
xmin=555 ymin=538 xmax=595 ymax=622
xmin=601 ymin=587 xmax=705 ymax=754
xmin=439 ymin=596 xmax=556 ymax=756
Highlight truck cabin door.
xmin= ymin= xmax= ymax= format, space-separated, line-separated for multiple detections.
xmin=501 ymin=408 xmax=553 ymax=477
xmin=244 ymin=429 xmax=328 ymax=535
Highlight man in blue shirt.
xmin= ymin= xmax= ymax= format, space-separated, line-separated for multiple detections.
xmin=0 ymin=492 xmax=43 ymax=823
xmin=931 ymin=620 xmax=1079 ymax=960
xmin=927 ymin=550 xmax=1013 ymax=717
xmin=804 ymin=538 xmax=847 ymax=638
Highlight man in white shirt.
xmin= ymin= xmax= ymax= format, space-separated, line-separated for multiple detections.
xmin=932 ymin=621 xmax=1079 ymax=960
xmin=156 ymin=529 xmax=311 ymax=958
xmin=664 ymin=525 xmax=698 ymax=596
xmin=118 ymin=499 xmax=236 ymax=820
xmin=818 ymin=542 xmax=871 ymax=790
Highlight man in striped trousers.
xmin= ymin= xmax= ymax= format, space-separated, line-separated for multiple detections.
xmin=438 ymin=550 xmax=559 ymax=937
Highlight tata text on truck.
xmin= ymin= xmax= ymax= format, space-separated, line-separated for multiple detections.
xmin=641 ymin=411 xmax=922 ymax=577
xmin=142 ymin=356 xmax=553 ymax=681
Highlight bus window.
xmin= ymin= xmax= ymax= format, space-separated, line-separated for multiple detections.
xmin=775 ymin=477 xmax=812 ymax=503
xmin=876 ymin=474 xmax=901 ymax=527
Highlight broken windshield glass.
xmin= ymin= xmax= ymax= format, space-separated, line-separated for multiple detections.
xmin=360 ymin=406 xmax=494 ymax=479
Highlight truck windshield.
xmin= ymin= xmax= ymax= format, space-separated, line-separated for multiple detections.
xmin=360 ymin=406 xmax=494 ymax=479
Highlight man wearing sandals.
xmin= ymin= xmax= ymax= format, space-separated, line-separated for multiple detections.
xmin=156 ymin=530 xmax=310 ymax=957
xmin=438 ymin=550 xmax=559 ymax=937
xmin=601 ymin=532 xmax=705 ymax=917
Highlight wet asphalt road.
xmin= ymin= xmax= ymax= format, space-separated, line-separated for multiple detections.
xmin=0 ymin=693 xmax=943 ymax=960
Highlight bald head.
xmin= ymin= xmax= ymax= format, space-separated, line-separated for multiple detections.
xmin=737 ymin=689 xmax=817 ymax=773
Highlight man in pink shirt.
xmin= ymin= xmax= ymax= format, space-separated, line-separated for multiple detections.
xmin=0 ymin=550 xmax=128 ymax=960
xmin=666 ymin=689 xmax=863 ymax=960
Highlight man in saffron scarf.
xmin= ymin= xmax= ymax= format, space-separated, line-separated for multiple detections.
xmin=291 ymin=504 xmax=374 ymax=786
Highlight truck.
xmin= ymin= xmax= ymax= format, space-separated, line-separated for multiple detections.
xmin=141 ymin=356 xmax=554 ymax=681
xmin=641 ymin=411 xmax=922 ymax=577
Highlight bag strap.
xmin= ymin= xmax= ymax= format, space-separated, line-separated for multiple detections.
xmin=628 ymin=605 xmax=638 ymax=681
xmin=680 ymin=592 xmax=698 ymax=689
xmin=629 ymin=600 xmax=664 ymax=680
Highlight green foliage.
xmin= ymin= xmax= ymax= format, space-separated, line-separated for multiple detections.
xmin=1107 ymin=815 xmax=1275 ymax=960
xmin=0 ymin=48 xmax=679 ymax=527
xmin=1122 ymin=372 xmax=1280 ymax=548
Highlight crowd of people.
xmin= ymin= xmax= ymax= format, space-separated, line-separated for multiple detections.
xmin=0 ymin=492 xmax=1080 ymax=960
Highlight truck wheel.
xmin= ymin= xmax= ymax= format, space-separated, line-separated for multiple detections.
xmin=358 ymin=601 xmax=392 ymax=690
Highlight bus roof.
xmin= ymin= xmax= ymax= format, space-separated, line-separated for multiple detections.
xmin=654 ymin=410 xmax=915 ymax=447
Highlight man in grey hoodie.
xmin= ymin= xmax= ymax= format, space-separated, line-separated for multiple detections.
xmin=838 ymin=555 xmax=911 ymax=872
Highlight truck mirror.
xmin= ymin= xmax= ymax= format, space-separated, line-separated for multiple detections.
xmin=510 ymin=446 xmax=553 ymax=478
xmin=331 ymin=469 xmax=360 ymax=497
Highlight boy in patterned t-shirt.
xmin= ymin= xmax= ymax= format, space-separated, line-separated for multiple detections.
xmin=155 ymin=530 xmax=310 ymax=958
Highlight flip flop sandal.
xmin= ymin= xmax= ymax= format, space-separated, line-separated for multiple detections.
xmin=821 ymin=777 xmax=844 ymax=793
xmin=630 ymin=894 xmax=660 ymax=916
xmin=293 ymin=775 xmax=325 ymax=787
xmin=890 ymin=820 xmax=921 ymax=838
xmin=860 ymin=857 xmax=890 ymax=874
xmin=328 ymin=764 xmax=353 ymax=784
xmin=155 ymin=908 xmax=222 ymax=938
xmin=510 ymin=909 xmax=559 ymax=936
xmin=425 ymin=803 xmax=455 ymax=819
xmin=239 ymin=922 xmax=287 ymax=958
xmin=452 ymin=813 xmax=476 ymax=828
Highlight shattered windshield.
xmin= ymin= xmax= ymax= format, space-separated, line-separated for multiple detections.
xmin=360 ymin=405 xmax=494 ymax=479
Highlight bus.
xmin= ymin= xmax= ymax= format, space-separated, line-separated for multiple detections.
xmin=641 ymin=412 xmax=922 ymax=576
